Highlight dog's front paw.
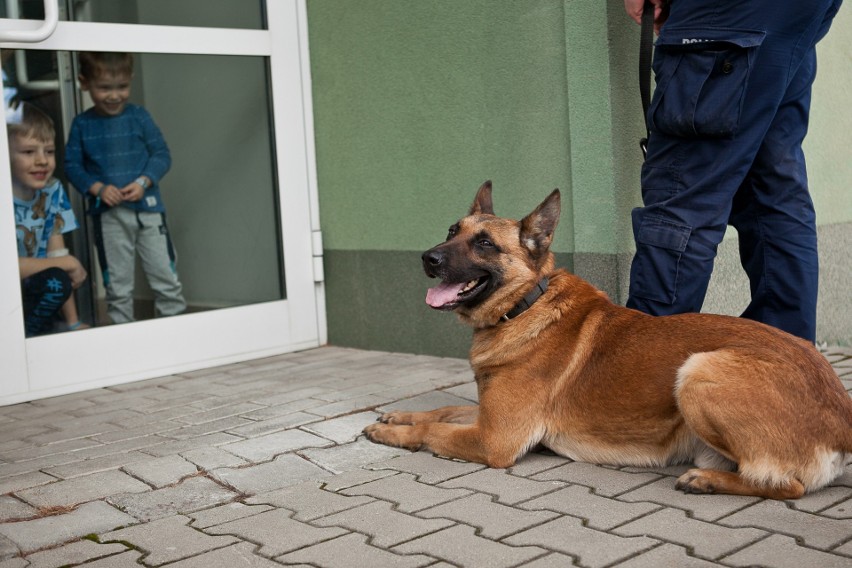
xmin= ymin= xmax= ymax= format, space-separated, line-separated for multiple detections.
xmin=377 ymin=411 xmax=414 ymax=425
xmin=363 ymin=423 xmax=422 ymax=451
xmin=675 ymin=469 xmax=717 ymax=494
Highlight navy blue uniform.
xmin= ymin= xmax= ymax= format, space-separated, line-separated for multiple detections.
xmin=627 ymin=0 xmax=843 ymax=342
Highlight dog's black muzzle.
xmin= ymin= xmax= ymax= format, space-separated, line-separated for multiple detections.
xmin=422 ymin=247 xmax=446 ymax=278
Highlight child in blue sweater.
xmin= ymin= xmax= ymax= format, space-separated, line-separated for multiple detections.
xmin=65 ymin=52 xmax=185 ymax=324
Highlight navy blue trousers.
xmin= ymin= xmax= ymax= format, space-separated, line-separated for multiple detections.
xmin=627 ymin=0 xmax=843 ymax=342
xmin=21 ymin=267 xmax=73 ymax=337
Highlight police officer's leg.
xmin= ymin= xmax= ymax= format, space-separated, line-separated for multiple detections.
xmin=730 ymin=48 xmax=819 ymax=341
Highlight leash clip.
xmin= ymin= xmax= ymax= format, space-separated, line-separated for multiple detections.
xmin=640 ymin=137 xmax=648 ymax=158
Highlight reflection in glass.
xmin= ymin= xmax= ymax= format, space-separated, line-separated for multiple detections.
xmin=4 ymin=48 xmax=284 ymax=332
xmin=74 ymin=0 xmax=266 ymax=30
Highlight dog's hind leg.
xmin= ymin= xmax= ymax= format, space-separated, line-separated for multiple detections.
xmin=675 ymin=469 xmax=805 ymax=499
xmin=378 ymin=405 xmax=479 ymax=426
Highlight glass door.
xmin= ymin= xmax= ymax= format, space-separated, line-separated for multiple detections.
xmin=0 ymin=0 xmax=324 ymax=404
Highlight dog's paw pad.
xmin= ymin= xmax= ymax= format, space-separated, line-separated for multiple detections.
xmin=675 ymin=469 xmax=716 ymax=494
xmin=378 ymin=411 xmax=410 ymax=425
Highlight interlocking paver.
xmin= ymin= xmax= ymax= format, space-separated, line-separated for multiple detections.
xmin=313 ymin=499 xmax=454 ymax=547
xmin=14 ymin=470 xmax=150 ymax=509
xmin=221 ymin=429 xmax=332 ymax=462
xmin=821 ymin=495 xmax=852 ymax=518
xmin=0 ymin=534 xmax=18 ymax=561
xmin=300 ymin=411 xmax=382 ymax=443
xmin=341 ymin=473 xmax=471 ymax=513
xmin=223 ymin=411 xmax=320 ymax=437
xmin=531 ymin=461 xmax=661 ymax=496
xmin=615 ymin=543 xmax=725 ymax=568
xmin=188 ymin=502 xmax=272 ymax=529
xmin=785 ymin=485 xmax=852 ymax=513
xmin=142 ymin=433 xmax=241 ymax=457
xmin=438 ymin=468 xmax=565 ymax=505
xmin=122 ymin=455 xmax=199 ymax=488
xmin=18 ymin=538 xmax=128 ymax=568
xmin=508 ymin=451 xmax=568 ymax=476
xmin=246 ymin=481 xmax=374 ymax=521
xmin=0 ymin=501 xmax=135 ymax=554
xmin=210 ymin=453 xmax=330 ymax=494
xmin=521 ymin=484 xmax=660 ymax=530
xmin=723 ymin=534 xmax=852 ymax=568
xmin=505 ymin=516 xmax=659 ymax=568
xmin=719 ymin=499 xmax=852 ymax=549
xmin=318 ymin=467 xmax=397 ymax=492
xmin=376 ymin=391 xmax=473 ymax=414
xmin=62 ymin=550 xmax=143 ymax=567
xmin=107 ymin=475 xmax=237 ymax=521
xmin=203 ymin=508 xmax=346 ymax=557
xmin=613 ymin=507 xmax=768 ymax=559
xmin=617 ymin=476 xmax=760 ymax=521
xmin=0 ymin=473 xmax=56 ymax=496
xmin=0 ymin=497 xmax=36 ymax=523
xmin=43 ymin=451 xmax=154 ymax=479
xmin=276 ymin=533 xmax=436 ymax=567
xmin=100 ymin=514 xmax=238 ymax=566
xmin=417 ymin=492 xmax=558 ymax=539
xmin=163 ymin=542 xmax=285 ymax=567
xmin=393 ymin=524 xmax=547 ymax=567
xmin=369 ymin=450 xmax=485 ymax=484
xmin=300 ymin=438 xmax=408 ymax=474
xmin=179 ymin=446 xmax=246 ymax=471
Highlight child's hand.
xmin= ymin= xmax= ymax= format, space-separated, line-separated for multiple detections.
xmin=99 ymin=184 xmax=124 ymax=207
xmin=58 ymin=255 xmax=87 ymax=288
xmin=120 ymin=181 xmax=145 ymax=203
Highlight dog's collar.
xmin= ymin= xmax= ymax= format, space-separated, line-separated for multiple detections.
xmin=501 ymin=277 xmax=549 ymax=322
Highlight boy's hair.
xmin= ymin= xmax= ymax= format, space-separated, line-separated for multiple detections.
xmin=6 ymin=103 xmax=55 ymax=143
xmin=78 ymin=51 xmax=134 ymax=80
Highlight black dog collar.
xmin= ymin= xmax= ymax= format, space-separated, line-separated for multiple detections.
xmin=501 ymin=277 xmax=549 ymax=321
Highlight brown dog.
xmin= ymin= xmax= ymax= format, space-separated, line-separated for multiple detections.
xmin=364 ymin=181 xmax=852 ymax=499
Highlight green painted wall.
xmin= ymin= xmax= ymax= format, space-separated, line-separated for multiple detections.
xmin=308 ymin=1 xmax=852 ymax=353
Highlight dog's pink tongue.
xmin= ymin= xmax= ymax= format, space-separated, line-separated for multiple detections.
xmin=426 ymin=281 xmax=466 ymax=308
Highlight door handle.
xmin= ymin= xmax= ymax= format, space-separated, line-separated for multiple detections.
xmin=0 ymin=0 xmax=59 ymax=43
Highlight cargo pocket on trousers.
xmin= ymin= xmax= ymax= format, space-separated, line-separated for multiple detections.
xmin=648 ymin=28 xmax=765 ymax=139
xmin=630 ymin=213 xmax=692 ymax=305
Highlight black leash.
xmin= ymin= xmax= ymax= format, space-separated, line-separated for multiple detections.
xmin=638 ymin=0 xmax=655 ymax=158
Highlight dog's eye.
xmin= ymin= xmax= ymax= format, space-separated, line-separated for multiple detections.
xmin=446 ymin=225 xmax=459 ymax=240
xmin=477 ymin=239 xmax=494 ymax=248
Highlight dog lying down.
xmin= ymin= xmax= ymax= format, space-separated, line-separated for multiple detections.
xmin=364 ymin=181 xmax=852 ymax=500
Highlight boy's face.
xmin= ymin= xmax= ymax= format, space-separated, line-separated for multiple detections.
xmin=81 ymin=71 xmax=131 ymax=117
xmin=9 ymin=132 xmax=55 ymax=194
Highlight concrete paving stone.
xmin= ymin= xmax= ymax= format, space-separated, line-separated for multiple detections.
xmin=221 ymin=429 xmax=332 ymax=462
xmin=833 ymin=539 xmax=852 ymax=556
xmin=43 ymin=451 xmax=155 ymax=479
xmin=0 ymin=473 xmax=56 ymax=496
xmin=719 ymin=499 xmax=852 ymax=549
xmin=531 ymin=461 xmax=661 ymax=497
xmin=614 ymin=507 xmax=768 ymax=559
xmin=723 ymin=534 xmax=852 ymax=568
xmin=203 ymin=508 xmax=346 ymax=557
xmin=508 ymin=451 xmax=569 ymax=477
xmin=617 ymin=476 xmax=760 ymax=521
xmin=224 ymin=411 xmax=321 ymax=438
xmin=20 ymin=539 xmax=128 ymax=568
xmin=164 ymin=542 xmax=285 ymax=568
xmin=311 ymin=382 xmax=392 ymax=403
xmin=317 ymin=467 xmax=398 ymax=492
xmin=369 ymin=450 xmax=486 ymax=484
xmin=313 ymin=499 xmax=454 ymax=547
xmin=188 ymin=502 xmax=273 ymax=529
xmin=100 ymin=514 xmax=238 ymax=566
xmin=305 ymin=395 xmax=392 ymax=419
xmin=441 ymin=382 xmax=478 ymax=402
xmin=376 ymin=391 xmax=474 ymax=414
xmin=0 ymin=426 xmax=55 ymax=446
xmin=341 ymin=473 xmax=472 ymax=513
xmin=621 ymin=463 xmax=694 ymax=477
xmin=0 ymin=501 xmax=135 ymax=554
xmin=0 ymin=534 xmax=19 ymax=560
xmin=505 ymin=516 xmax=659 ymax=568
xmin=830 ymin=465 xmax=852 ymax=488
xmin=0 ymin=438 xmax=103 ymax=463
xmin=107 ymin=475 xmax=237 ymax=522
xmin=277 ymin=532 xmax=437 ymax=568
xmin=821 ymin=495 xmax=852 ymax=518
xmin=787 ymin=485 xmax=852 ymax=514
xmin=0 ymin=497 xmax=37 ymax=523
xmin=300 ymin=438 xmax=409 ymax=474
xmin=239 ymin=398 xmax=327 ymax=421
xmin=180 ymin=447 xmax=246 ymax=471
xmin=245 ymin=480 xmax=374 ymax=521
xmin=438 ymin=468 xmax=566 ymax=505
xmin=616 ymin=543 xmax=726 ymax=568
xmin=161 ymin=417 xmax=255 ymax=441
xmin=141 ymin=433 xmax=242 ymax=458
xmin=171 ymin=402 xmax=265 ymax=425
xmin=24 ymin=422 xmax=124 ymax=446
xmin=210 ymin=453 xmax=330 ymax=495
xmin=300 ymin=411 xmax=382 ymax=444
xmin=14 ymin=470 xmax=151 ymax=509
xmin=417 ymin=492 xmax=558 ymax=539
xmin=393 ymin=524 xmax=547 ymax=567
xmin=520 ymin=484 xmax=660 ymax=530
xmin=257 ymin=386 xmax=338 ymax=407
xmin=122 ymin=455 xmax=199 ymax=488
xmin=374 ymin=381 xmax=456 ymax=404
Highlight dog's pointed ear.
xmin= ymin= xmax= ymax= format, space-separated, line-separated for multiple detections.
xmin=469 ymin=180 xmax=494 ymax=216
xmin=520 ymin=189 xmax=560 ymax=258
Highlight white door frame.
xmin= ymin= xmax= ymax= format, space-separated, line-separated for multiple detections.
xmin=0 ymin=0 xmax=325 ymax=405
